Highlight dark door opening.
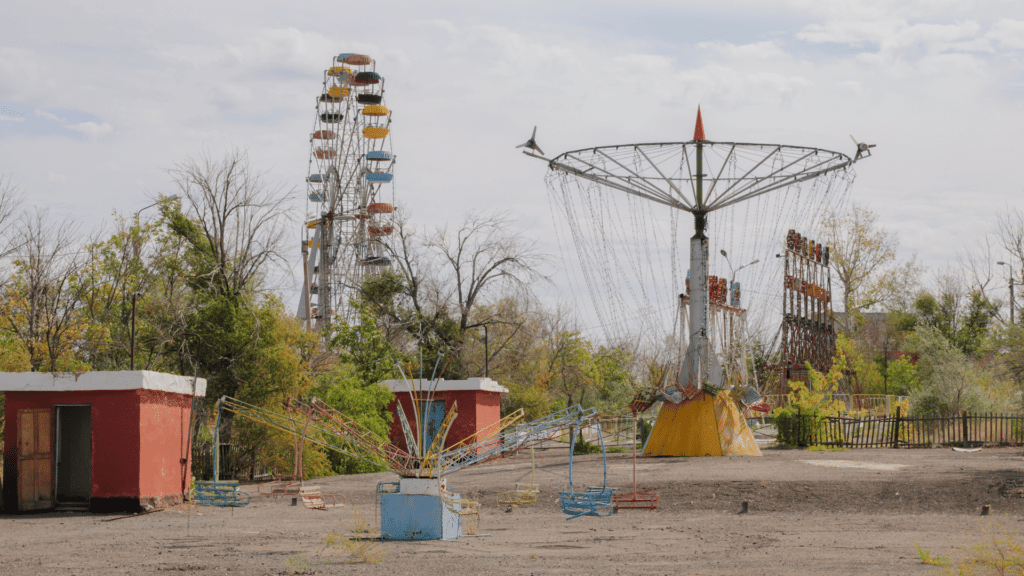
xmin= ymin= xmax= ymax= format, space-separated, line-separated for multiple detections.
xmin=55 ymin=405 xmax=91 ymax=505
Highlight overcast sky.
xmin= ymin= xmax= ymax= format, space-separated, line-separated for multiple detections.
xmin=2 ymin=0 xmax=1023 ymax=329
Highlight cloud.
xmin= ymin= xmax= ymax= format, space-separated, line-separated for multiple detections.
xmin=797 ymin=19 xmax=904 ymax=45
xmin=988 ymin=19 xmax=1024 ymax=50
xmin=67 ymin=121 xmax=114 ymax=138
xmin=34 ymin=108 xmax=63 ymax=121
xmin=697 ymin=40 xmax=790 ymax=60
xmin=0 ymin=115 xmax=25 ymax=122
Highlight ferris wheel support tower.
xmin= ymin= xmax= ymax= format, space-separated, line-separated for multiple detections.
xmin=522 ymin=108 xmax=873 ymax=399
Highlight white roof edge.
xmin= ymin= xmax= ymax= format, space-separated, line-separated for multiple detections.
xmin=0 ymin=370 xmax=207 ymax=397
xmin=380 ymin=377 xmax=508 ymax=394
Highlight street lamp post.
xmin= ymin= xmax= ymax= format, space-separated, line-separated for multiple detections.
xmin=131 ymin=195 xmax=178 ymax=370
xmin=720 ymin=249 xmax=760 ymax=302
xmin=997 ymin=261 xmax=1016 ymax=325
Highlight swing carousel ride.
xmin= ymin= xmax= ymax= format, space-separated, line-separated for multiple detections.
xmin=521 ymin=109 xmax=873 ymax=456
xmin=297 ymin=53 xmax=397 ymax=330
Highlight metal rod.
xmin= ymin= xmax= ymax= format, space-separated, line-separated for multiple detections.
xmin=130 ymin=292 xmax=137 ymax=370
xmin=301 ymin=241 xmax=312 ymax=330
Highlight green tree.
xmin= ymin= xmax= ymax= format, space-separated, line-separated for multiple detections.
xmin=315 ymin=364 xmax=395 ymax=474
xmin=915 ymin=290 xmax=998 ymax=358
xmin=883 ymin=355 xmax=919 ymax=396
xmin=906 ymin=326 xmax=1013 ymax=416
xmin=330 ymin=301 xmax=403 ymax=386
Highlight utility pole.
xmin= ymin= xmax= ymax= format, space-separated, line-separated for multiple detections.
xmin=998 ymin=261 xmax=1016 ymax=325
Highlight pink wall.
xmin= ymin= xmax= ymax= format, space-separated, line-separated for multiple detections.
xmin=138 ymin=389 xmax=193 ymax=500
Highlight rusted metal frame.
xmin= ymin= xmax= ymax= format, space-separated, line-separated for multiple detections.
xmin=439 ymin=405 xmax=597 ymax=476
xmin=304 ymin=398 xmax=416 ymax=473
xmin=611 ymin=415 xmax=657 ymax=510
xmin=444 ymin=408 xmax=525 ymax=453
xmin=220 ymin=397 xmax=393 ymax=472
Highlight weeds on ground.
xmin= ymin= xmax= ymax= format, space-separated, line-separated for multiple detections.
xmin=916 ymin=544 xmax=949 ymax=566
xmin=185 ymin=476 xmax=198 ymax=535
xmin=285 ymin=553 xmax=315 ymax=574
xmin=805 ymin=446 xmax=848 ymax=452
xmin=319 ymin=506 xmax=388 ymax=564
xmin=919 ymin=522 xmax=1024 ymax=575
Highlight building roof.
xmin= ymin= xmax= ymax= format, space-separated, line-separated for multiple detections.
xmin=0 ymin=370 xmax=207 ymax=396
xmin=379 ymin=377 xmax=508 ymax=394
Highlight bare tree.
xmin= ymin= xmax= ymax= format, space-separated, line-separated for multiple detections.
xmin=373 ymin=209 xmax=550 ymax=378
xmin=820 ymin=204 xmax=924 ymax=331
xmin=3 ymin=208 xmax=85 ymax=371
xmin=956 ymin=232 xmax=1000 ymax=302
xmin=426 ymin=210 xmax=551 ymax=334
xmin=0 ymin=175 xmax=25 ymax=284
xmin=166 ymin=149 xmax=295 ymax=297
xmin=995 ymin=205 xmax=1024 ymax=320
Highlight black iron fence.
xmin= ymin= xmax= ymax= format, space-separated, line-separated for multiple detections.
xmin=191 ymin=443 xmax=272 ymax=481
xmin=780 ymin=410 xmax=1024 ymax=448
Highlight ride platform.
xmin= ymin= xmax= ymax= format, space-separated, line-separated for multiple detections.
xmin=643 ymin=392 xmax=761 ymax=457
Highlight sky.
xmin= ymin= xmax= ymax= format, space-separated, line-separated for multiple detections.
xmin=2 ymin=0 xmax=1023 ymax=333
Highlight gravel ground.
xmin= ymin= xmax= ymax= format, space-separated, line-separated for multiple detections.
xmin=3 ymin=446 xmax=1024 ymax=575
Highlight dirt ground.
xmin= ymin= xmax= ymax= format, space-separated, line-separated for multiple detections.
xmin=4 ymin=446 xmax=1024 ymax=575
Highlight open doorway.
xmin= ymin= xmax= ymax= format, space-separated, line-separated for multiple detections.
xmin=55 ymin=405 xmax=91 ymax=506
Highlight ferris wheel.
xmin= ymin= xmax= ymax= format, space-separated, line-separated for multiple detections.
xmin=298 ymin=53 xmax=396 ymax=329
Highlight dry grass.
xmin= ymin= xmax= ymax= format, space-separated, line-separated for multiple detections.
xmin=919 ymin=522 xmax=1024 ymax=575
xmin=319 ymin=506 xmax=388 ymax=564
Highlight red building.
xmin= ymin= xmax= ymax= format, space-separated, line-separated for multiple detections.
xmin=380 ymin=378 xmax=507 ymax=456
xmin=2 ymin=371 xmax=206 ymax=513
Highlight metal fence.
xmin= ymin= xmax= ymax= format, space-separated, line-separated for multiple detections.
xmin=764 ymin=394 xmax=906 ymax=416
xmin=191 ymin=443 xmax=272 ymax=481
xmin=782 ymin=411 xmax=1024 ymax=448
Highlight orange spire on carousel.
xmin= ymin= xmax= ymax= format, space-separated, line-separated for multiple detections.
xmin=693 ymin=106 xmax=706 ymax=141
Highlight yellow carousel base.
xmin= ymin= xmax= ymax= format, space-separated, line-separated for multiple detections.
xmin=642 ymin=392 xmax=761 ymax=457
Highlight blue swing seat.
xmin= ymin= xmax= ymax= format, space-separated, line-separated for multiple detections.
xmin=195 ymin=480 xmax=251 ymax=507
xmin=557 ymin=420 xmax=616 ymax=520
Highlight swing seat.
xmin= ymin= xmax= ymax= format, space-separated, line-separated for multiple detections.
xmin=257 ymin=480 xmax=302 ymax=498
xmin=497 ymin=483 xmax=539 ymax=508
xmin=560 ymin=418 xmax=617 ymax=520
xmin=195 ymin=480 xmax=250 ymax=507
xmin=300 ymin=486 xmax=345 ymax=511
xmin=558 ymin=487 xmax=615 ymax=520
xmin=612 ymin=488 xmax=659 ymax=510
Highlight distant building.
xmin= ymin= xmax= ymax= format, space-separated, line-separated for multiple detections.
xmin=2 ymin=371 xmax=205 ymax=513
